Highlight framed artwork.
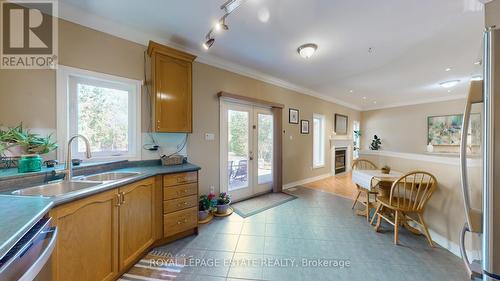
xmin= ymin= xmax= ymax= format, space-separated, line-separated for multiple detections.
xmin=289 ymin=108 xmax=299 ymax=124
xmin=427 ymin=114 xmax=481 ymax=146
xmin=334 ymin=114 xmax=348 ymax=135
xmin=300 ymin=120 xmax=309 ymax=134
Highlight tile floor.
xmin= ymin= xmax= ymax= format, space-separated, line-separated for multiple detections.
xmin=120 ymin=186 xmax=469 ymax=281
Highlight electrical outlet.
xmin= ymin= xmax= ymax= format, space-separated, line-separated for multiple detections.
xmin=209 ymin=185 xmax=215 ymax=193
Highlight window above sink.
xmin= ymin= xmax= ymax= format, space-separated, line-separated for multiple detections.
xmin=56 ymin=65 xmax=142 ymax=162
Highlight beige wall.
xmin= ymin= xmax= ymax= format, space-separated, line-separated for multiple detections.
xmin=360 ymin=99 xmax=467 ymax=153
xmin=0 ymin=19 xmax=360 ymax=194
xmin=190 ymin=63 xmax=360 ymax=193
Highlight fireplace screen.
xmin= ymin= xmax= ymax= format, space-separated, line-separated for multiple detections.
xmin=335 ymin=148 xmax=346 ymax=174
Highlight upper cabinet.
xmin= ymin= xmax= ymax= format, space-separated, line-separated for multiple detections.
xmin=147 ymin=41 xmax=196 ymax=133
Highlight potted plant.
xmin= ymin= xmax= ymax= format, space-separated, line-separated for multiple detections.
xmin=215 ymin=192 xmax=231 ymax=214
xmin=370 ymin=135 xmax=382 ymax=150
xmin=198 ymin=194 xmax=213 ymax=220
xmin=0 ymin=124 xmax=57 ymax=157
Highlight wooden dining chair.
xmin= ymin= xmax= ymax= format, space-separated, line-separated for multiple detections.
xmin=372 ymin=171 xmax=437 ymax=246
xmin=351 ymin=159 xmax=378 ymax=221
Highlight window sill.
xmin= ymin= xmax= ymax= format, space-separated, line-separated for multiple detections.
xmin=312 ymin=164 xmax=325 ymax=169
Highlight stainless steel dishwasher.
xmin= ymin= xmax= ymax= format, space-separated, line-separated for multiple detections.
xmin=0 ymin=217 xmax=57 ymax=281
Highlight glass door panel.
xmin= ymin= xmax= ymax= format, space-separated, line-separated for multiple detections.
xmin=257 ymin=113 xmax=273 ymax=184
xmin=228 ymin=109 xmax=250 ymax=191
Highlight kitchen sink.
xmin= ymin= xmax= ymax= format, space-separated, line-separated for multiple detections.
xmin=12 ymin=181 xmax=102 ymax=197
xmin=75 ymin=171 xmax=141 ymax=182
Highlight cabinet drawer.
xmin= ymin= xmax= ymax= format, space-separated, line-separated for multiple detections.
xmin=163 ymin=183 xmax=197 ymax=200
xmin=163 ymin=207 xmax=197 ymax=237
xmin=163 ymin=172 xmax=197 ymax=187
xmin=163 ymin=195 xmax=197 ymax=214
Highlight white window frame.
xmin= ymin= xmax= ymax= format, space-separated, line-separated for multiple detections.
xmin=313 ymin=113 xmax=326 ymax=168
xmin=56 ymin=65 xmax=142 ymax=162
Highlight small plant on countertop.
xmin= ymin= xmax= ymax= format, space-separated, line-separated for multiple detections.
xmin=370 ymin=135 xmax=382 ymax=151
xmin=0 ymin=123 xmax=57 ymax=156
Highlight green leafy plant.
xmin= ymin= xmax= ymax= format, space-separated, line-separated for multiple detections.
xmin=0 ymin=123 xmax=58 ymax=156
xmin=217 ymin=192 xmax=231 ymax=205
xmin=199 ymin=194 xmax=214 ymax=212
xmin=370 ymin=135 xmax=382 ymax=150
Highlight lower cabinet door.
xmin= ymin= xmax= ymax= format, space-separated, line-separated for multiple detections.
xmin=50 ymin=189 xmax=120 ymax=281
xmin=119 ymin=178 xmax=156 ymax=269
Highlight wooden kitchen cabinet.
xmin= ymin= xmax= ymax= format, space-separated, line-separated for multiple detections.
xmin=49 ymin=177 xmax=159 ymax=281
xmin=118 ymin=178 xmax=155 ymax=270
xmin=147 ymin=41 xmax=196 ymax=133
xmin=49 ymin=189 xmax=120 ymax=281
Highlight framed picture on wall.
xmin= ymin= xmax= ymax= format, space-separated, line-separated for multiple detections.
xmin=300 ymin=120 xmax=309 ymax=134
xmin=334 ymin=114 xmax=348 ymax=135
xmin=289 ymin=108 xmax=299 ymax=124
xmin=427 ymin=113 xmax=481 ymax=146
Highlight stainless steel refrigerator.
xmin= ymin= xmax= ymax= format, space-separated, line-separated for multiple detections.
xmin=460 ymin=26 xmax=500 ymax=281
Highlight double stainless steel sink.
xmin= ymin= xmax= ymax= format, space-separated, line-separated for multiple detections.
xmin=12 ymin=171 xmax=141 ymax=197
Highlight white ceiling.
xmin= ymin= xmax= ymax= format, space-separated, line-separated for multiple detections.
xmin=59 ymin=0 xmax=485 ymax=110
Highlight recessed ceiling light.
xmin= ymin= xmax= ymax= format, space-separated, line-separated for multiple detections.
xmin=362 ymin=96 xmax=367 ymax=100
xmin=445 ymin=67 xmax=452 ymax=72
xmin=349 ymin=90 xmax=353 ymax=93
xmin=297 ymin=43 xmax=318 ymax=59
xmin=471 ymin=75 xmax=482 ymax=81
xmin=439 ymin=80 xmax=460 ymax=88
xmin=447 ymin=90 xmax=452 ymax=93
xmin=373 ymin=101 xmax=377 ymax=104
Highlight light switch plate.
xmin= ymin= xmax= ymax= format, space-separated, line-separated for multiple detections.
xmin=205 ymin=133 xmax=215 ymax=141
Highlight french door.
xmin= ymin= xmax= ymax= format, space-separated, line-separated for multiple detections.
xmin=220 ymin=101 xmax=274 ymax=202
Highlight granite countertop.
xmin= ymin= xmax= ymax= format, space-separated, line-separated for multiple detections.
xmin=0 ymin=195 xmax=53 ymax=260
xmin=0 ymin=161 xmax=201 ymax=261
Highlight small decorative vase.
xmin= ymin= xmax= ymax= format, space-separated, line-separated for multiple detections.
xmin=18 ymin=154 xmax=43 ymax=173
xmin=198 ymin=210 xmax=210 ymax=220
xmin=216 ymin=202 xmax=230 ymax=214
xmin=427 ymin=143 xmax=434 ymax=153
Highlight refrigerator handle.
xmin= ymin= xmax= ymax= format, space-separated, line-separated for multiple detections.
xmin=459 ymin=80 xmax=483 ymax=234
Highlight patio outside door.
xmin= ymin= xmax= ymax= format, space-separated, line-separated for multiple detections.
xmin=220 ymin=101 xmax=274 ymax=202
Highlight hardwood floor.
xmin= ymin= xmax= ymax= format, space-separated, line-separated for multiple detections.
xmin=303 ymin=172 xmax=358 ymax=199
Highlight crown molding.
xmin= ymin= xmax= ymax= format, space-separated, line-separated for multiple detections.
xmin=58 ymin=1 xmax=362 ymax=111
xmin=360 ymin=93 xmax=467 ymax=111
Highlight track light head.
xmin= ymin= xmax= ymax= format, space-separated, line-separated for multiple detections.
xmin=203 ymin=38 xmax=215 ymax=50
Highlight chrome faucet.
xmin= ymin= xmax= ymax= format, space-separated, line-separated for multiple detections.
xmin=64 ymin=135 xmax=92 ymax=181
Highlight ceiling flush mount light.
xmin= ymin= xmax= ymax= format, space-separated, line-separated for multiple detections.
xmin=439 ymin=80 xmax=460 ymax=88
xmin=297 ymin=43 xmax=318 ymax=59
xmin=445 ymin=67 xmax=452 ymax=72
xmin=362 ymin=96 xmax=367 ymax=100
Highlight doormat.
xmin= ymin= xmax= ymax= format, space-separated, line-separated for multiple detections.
xmin=232 ymin=192 xmax=297 ymax=218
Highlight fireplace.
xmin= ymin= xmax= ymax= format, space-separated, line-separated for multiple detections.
xmin=335 ymin=147 xmax=347 ymax=174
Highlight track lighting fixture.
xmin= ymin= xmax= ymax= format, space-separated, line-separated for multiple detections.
xmin=202 ymin=0 xmax=247 ymax=50
xmin=203 ymin=37 xmax=215 ymax=50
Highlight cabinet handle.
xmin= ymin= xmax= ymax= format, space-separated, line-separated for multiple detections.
xmin=178 ymin=189 xmax=188 ymax=195
xmin=115 ymin=193 xmax=121 ymax=206
xmin=177 ymin=178 xmax=188 ymax=183
xmin=120 ymin=192 xmax=125 ymax=205
xmin=177 ymin=218 xmax=188 ymax=225
xmin=177 ymin=202 xmax=188 ymax=207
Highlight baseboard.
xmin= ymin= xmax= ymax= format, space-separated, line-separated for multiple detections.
xmin=406 ymin=221 xmax=481 ymax=260
xmin=283 ymin=173 xmax=333 ymax=189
